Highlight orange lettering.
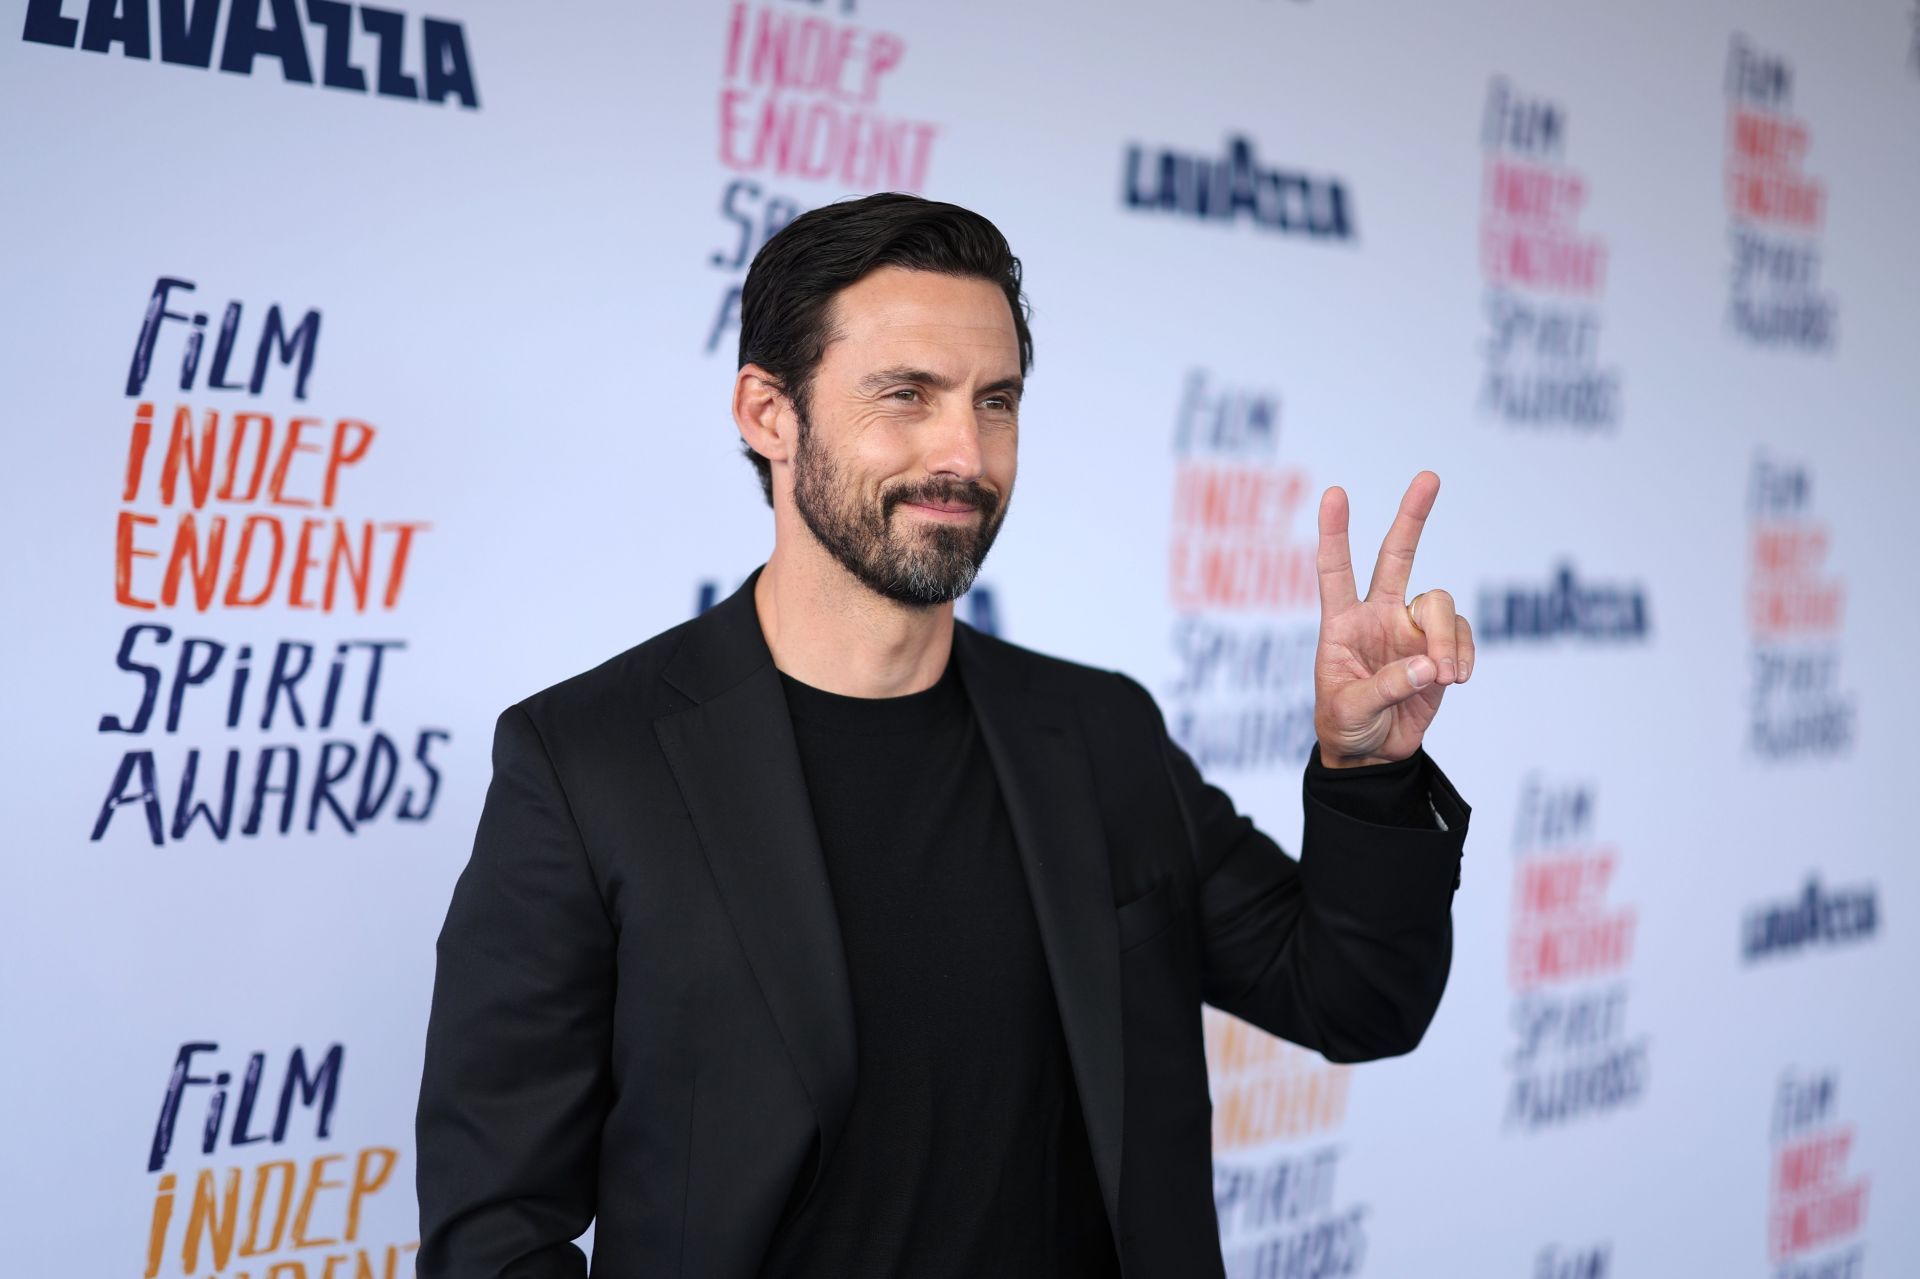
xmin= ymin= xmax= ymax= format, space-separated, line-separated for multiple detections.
xmin=289 ymin=518 xmax=325 ymax=609
xmin=325 ymin=521 xmax=374 ymax=612
xmin=124 ymin=401 xmax=154 ymax=502
xmin=116 ymin=511 xmax=160 ymax=609
xmin=380 ymin=521 xmax=430 ymax=608
xmin=324 ymin=420 xmax=377 ymax=508
xmin=220 ymin=413 xmax=276 ymax=502
xmin=181 ymin=1166 xmax=242 ymax=1273
xmin=345 ymin=1147 xmax=398 ymax=1244
xmin=240 ymin=1159 xmax=297 ymax=1256
xmin=144 ymin=1172 xmax=176 ymax=1279
xmin=161 ymin=513 xmax=228 ymax=611
xmin=225 ymin=515 xmax=287 ymax=608
xmin=160 ymin=405 xmax=220 ymax=509
xmin=270 ymin=417 xmax=322 ymax=508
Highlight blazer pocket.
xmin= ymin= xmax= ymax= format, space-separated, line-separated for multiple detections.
xmin=1115 ymin=878 xmax=1177 ymax=951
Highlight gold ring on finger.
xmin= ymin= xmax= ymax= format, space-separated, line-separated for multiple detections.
xmin=1406 ymin=594 xmax=1425 ymax=633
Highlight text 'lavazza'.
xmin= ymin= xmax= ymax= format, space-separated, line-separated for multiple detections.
xmin=22 ymin=0 xmax=479 ymax=108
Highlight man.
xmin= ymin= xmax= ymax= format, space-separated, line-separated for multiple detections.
xmin=416 ymin=193 xmax=1473 ymax=1278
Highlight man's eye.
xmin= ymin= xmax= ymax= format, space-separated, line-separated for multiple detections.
xmin=981 ymin=397 xmax=1011 ymax=411
xmin=890 ymin=388 xmax=920 ymax=402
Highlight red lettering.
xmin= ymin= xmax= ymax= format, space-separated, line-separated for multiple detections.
xmin=270 ymin=418 xmax=323 ymax=508
xmin=224 ymin=515 xmax=286 ymax=608
xmin=324 ymin=521 xmax=374 ymax=612
xmin=160 ymin=405 xmax=220 ymax=509
xmin=219 ymin=413 xmax=275 ymax=503
xmin=1732 ymin=109 xmax=1809 ymax=168
xmin=323 ymin=419 xmax=376 ymax=508
xmin=289 ymin=517 xmax=324 ymax=608
xmin=115 ymin=511 xmax=160 ymax=610
xmin=123 ymin=401 xmax=154 ymax=502
xmin=380 ymin=521 xmax=430 ymax=608
xmin=161 ymin=513 xmax=229 ymax=611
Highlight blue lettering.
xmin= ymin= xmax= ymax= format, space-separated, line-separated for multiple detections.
xmin=21 ymin=0 xmax=81 ymax=47
xmin=158 ymin=0 xmax=219 ymax=67
xmin=421 ymin=16 xmax=477 ymax=107
xmin=219 ymin=0 xmax=315 ymax=83
xmin=359 ymin=5 xmax=416 ymax=99
xmin=80 ymin=0 xmax=150 ymax=58
xmin=171 ymin=748 xmax=240 ymax=839
xmin=91 ymin=749 xmax=164 ymax=844
xmin=306 ymin=0 xmax=365 ymax=91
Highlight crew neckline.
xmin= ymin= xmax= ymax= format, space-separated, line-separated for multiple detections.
xmin=777 ymin=654 xmax=966 ymax=734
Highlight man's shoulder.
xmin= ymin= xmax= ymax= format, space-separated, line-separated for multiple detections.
xmin=957 ymin=622 xmax=1163 ymax=722
xmin=503 ymin=611 xmax=705 ymax=744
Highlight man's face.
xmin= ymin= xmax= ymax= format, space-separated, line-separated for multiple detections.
xmin=787 ymin=266 xmax=1022 ymax=608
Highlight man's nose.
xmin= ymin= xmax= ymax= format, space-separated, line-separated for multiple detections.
xmin=922 ymin=398 xmax=985 ymax=480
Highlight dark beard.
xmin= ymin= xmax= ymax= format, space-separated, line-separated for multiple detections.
xmin=789 ymin=402 xmax=1009 ymax=607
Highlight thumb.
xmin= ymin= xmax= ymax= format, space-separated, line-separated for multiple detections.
xmin=1343 ymin=655 xmax=1436 ymax=720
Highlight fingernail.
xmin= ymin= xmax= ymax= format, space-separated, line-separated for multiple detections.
xmin=1459 ymin=658 xmax=1471 ymax=682
xmin=1408 ymin=657 xmax=1435 ymax=688
xmin=1439 ymin=658 xmax=1457 ymax=684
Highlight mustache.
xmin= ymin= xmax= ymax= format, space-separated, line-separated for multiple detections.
xmin=885 ymin=479 xmax=1001 ymax=519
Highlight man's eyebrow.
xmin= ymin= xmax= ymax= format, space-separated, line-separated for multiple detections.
xmin=856 ymin=367 xmax=1024 ymax=400
xmin=859 ymin=366 xmax=956 ymax=393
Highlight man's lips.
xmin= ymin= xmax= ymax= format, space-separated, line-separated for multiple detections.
xmin=900 ymin=499 xmax=980 ymax=519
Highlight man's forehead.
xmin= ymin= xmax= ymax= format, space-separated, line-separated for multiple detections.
xmin=823 ymin=268 xmax=1019 ymax=369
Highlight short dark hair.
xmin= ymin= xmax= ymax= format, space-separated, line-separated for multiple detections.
xmin=736 ymin=192 xmax=1034 ymax=505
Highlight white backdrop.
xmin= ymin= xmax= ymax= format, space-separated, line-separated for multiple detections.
xmin=3 ymin=1 xmax=1917 ymax=1275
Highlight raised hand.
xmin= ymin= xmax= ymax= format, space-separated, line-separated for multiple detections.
xmin=1312 ymin=471 xmax=1473 ymax=768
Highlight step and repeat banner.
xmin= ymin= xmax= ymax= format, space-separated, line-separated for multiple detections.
xmin=3 ymin=0 xmax=1916 ymax=1275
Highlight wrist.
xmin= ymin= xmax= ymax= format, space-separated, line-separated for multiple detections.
xmin=1321 ymin=753 xmax=1394 ymax=769
xmin=1315 ymin=742 xmax=1406 ymax=770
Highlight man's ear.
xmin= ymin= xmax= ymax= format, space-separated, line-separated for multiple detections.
xmin=733 ymin=363 xmax=796 ymax=467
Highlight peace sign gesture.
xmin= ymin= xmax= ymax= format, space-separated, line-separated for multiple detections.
xmin=1313 ymin=471 xmax=1474 ymax=768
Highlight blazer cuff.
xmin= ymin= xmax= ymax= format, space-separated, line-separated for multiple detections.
xmin=1300 ymin=748 xmax=1471 ymax=913
xmin=1306 ymin=743 xmax=1435 ymax=829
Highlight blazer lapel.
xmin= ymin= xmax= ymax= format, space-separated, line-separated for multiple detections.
xmin=649 ymin=571 xmax=1125 ymax=1237
xmin=652 ymin=568 xmax=859 ymax=1187
xmin=954 ymin=622 xmax=1126 ymax=1237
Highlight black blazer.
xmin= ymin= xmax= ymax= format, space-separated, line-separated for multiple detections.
xmin=416 ymin=566 xmax=1469 ymax=1278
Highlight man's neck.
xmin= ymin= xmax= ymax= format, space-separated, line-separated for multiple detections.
xmin=754 ymin=542 xmax=955 ymax=699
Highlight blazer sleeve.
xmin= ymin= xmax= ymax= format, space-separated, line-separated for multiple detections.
xmin=1123 ymin=674 xmax=1470 ymax=1062
xmin=415 ymin=704 xmax=616 ymax=1278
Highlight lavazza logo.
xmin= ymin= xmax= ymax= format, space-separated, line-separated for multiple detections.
xmin=1477 ymin=562 xmax=1649 ymax=646
xmin=21 ymin=0 xmax=479 ymax=108
xmin=1121 ymin=135 xmax=1355 ymax=241
xmin=1741 ymin=875 xmax=1878 ymax=964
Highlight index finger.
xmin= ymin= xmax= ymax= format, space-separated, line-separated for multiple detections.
xmin=1366 ymin=471 xmax=1441 ymax=602
xmin=1316 ymin=486 xmax=1360 ymax=612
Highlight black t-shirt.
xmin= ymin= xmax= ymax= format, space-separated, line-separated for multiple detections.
xmin=759 ymin=654 xmax=1119 ymax=1278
